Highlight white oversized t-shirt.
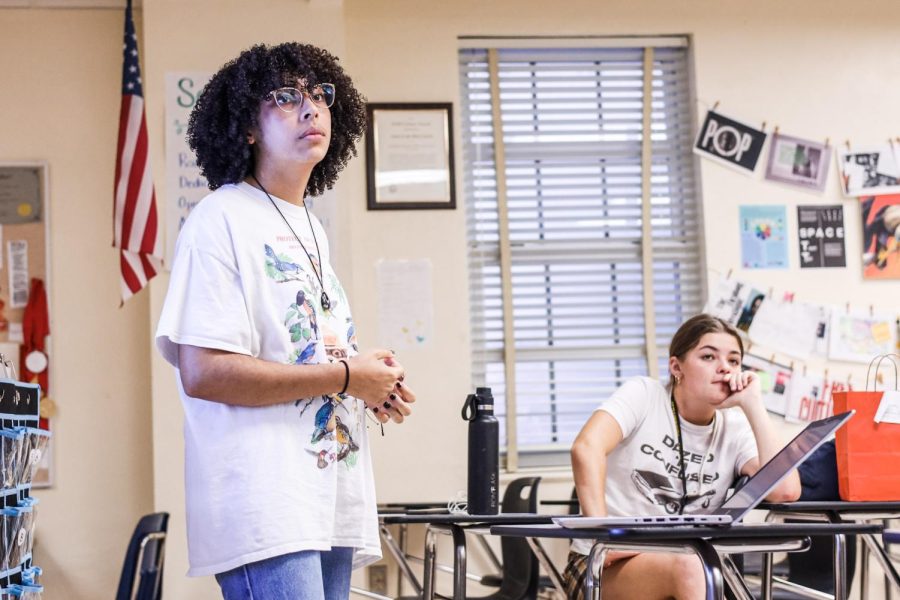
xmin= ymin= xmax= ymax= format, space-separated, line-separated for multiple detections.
xmin=156 ymin=182 xmax=380 ymax=576
xmin=572 ymin=376 xmax=758 ymax=555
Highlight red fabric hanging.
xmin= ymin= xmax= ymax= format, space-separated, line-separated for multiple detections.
xmin=20 ymin=278 xmax=49 ymax=429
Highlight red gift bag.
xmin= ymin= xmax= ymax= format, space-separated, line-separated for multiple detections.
xmin=834 ymin=354 xmax=900 ymax=501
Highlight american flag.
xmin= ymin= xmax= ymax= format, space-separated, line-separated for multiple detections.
xmin=113 ymin=0 xmax=161 ymax=304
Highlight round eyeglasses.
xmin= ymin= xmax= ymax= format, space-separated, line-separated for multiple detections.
xmin=267 ymin=84 xmax=336 ymax=112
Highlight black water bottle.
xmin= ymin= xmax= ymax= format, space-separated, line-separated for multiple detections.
xmin=462 ymin=387 xmax=499 ymax=515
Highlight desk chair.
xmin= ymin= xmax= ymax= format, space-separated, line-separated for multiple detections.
xmin=473 ymin=476 xmax=542 ymax=600
xmin=115 ymin=512 xmax=169 ymax=600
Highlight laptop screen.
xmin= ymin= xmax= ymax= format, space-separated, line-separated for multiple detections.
xmin=717 ymin=411 xmax=854 ymax=522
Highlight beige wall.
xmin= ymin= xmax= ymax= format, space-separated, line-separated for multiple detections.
xmin=0 ymin=7 xmax=154 ymax=599
xmin=3 ymin=0 xmax=900 ymax=598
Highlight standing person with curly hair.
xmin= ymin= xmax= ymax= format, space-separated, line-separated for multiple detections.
xmin=156 ymin=42 xmax=416 ymax=599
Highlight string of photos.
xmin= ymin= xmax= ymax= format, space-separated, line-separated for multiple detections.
xmin=694 ymin=104 xmax=900 ymax=280
xmin=704 ymin=273 xmax=900 ymax=425
xmin=0 ymin=355 xmax=48 ymax=598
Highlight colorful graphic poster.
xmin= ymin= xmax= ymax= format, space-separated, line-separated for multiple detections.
xmin=747 ymin=299 xmax=824 ymax=360
xmin=797 ymin=205 xmax=846 ymax=268
xmin=703 ymin=277 xmax=765 ymax=331
xmin=694 ymin=110 xmax=768 ymax=173
xmin=784 ymin=373 xmax=826 ymax=423
xmin=739 ymin=205 xmax=789 ymax=269
xmin=765 ymin=133 xmax=831 ymax=192
xmin=838 ymin=147 xmax=900 ymax=197
xmin=860 ymin=194 xmax=900 ymax=279
xmin=742 ymin=354 xmax=793 ymax=416
xmin=828 ymin=310 xmax=898 ymax=363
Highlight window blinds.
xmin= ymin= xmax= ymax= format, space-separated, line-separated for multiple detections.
xmin=460 ymin=42 xmax=704 ymax=464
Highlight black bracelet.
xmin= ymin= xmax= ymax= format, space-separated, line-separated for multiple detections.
xmin=338 ymin=359 xmax=349 ymax=395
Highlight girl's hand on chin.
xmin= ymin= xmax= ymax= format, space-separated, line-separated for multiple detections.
xmin=717 ymin=370 xmax=761 ymax=410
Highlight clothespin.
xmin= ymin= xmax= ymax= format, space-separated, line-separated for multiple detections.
xmin=846 ymin=302 xmax=851 ymax=314
xmin=726 ymin=267 xmax=733 ymax=279
xmin=790 ymin=360 xmax=795 ymax=371
xmin=803 ymin=364 xmax=808 ymax=377
xmin=712 ymin=100 xmax=720 ymax=111
xmin=768 ymin=286 xmax=774 ymax=299
xmin=824 ymin=368 xmax=830 ymax=383
xmin=773 ymin=125 xmax=780 ymax=136
xmin=824 ymin=137 xmax=831 ymax=148
xmin=845 ymin=140 xmax=851 ymax=150
xmin=770 ymin=352 xmax=776 ymax=364
xmin=847 ymin=373 xmax=853 ymax=387
xmin=869 ymin=304 xmax=875 ymax=317
xmin=761 ymin=120 xmax=767 ymax=132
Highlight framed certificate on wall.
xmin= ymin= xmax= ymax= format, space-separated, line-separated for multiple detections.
xmin=365 ymin=103 xmax=456 ymax=210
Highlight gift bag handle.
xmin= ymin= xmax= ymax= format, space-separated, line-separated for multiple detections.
xmin=866 ymin=354 xmax=899 ymax=391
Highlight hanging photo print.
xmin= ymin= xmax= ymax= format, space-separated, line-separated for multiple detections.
xmin=860 ymin=194 xmax=900 ymax=279
xmin=784 ymin=373 xmax=826 ymax=423
xmin=838 ymin=146 xmax=900 ymax=197
xmin=797 ymin=205 xmax=846 ymax=268
xmin=828 ymin=309 xmax=898 ymax=363
xmin=694 ymin=110 xmax=768 ymax=173
xmin=703 ymin=276 xmax=765 ymax=331
xmin=739 ymin=205 xmax=789 ymax=269
xmin=747 ymin=298 xmax=824 ymax=360
xmin=742 ymin=353 xmax=793 ymax=416
xmin=764 ymin=133 xmax=831 ymax=192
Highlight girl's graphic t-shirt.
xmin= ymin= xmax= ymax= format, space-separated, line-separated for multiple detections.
xmin=156 ymin=182 xmax=380 ymax=576
xmin=571 ymin=376 xmax=758 ymax=555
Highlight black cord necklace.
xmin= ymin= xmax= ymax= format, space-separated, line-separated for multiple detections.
xmin=670 ymin=391 xmax=689 ymax=515
xmin=251 ymin=175 xmax=331 ymax=311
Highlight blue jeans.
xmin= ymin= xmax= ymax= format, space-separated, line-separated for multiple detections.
xmin=215 ymin=547 xmax=354 ymax=600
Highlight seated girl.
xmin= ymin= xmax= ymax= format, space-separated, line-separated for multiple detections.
xmin=563 ymin=314 xmax=801 ymax=599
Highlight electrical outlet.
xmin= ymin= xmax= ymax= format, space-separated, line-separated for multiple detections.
xmin=368 ymin=564 xmax=388 ymax=596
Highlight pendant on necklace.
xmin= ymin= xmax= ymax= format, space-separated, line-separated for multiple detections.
xmin=321 ymin=291 xmax=332 ymax=311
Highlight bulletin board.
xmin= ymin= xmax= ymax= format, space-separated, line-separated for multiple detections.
xmin=0 ymin=163 xmax=52 ymax=487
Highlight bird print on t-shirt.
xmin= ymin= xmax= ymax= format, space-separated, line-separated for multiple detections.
xmin=265 ymin=244 xmax=302 ymax=274
xmin=311 ymin=398 xmax=335 ymax=443
xmin=265 ymin=242 xmax=361 ymax=470
xmin=334 ymin=416 xmax=360 ymax=462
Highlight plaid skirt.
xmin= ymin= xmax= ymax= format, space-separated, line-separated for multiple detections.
xmin=561 ymin=551 xmax=591 ymax=600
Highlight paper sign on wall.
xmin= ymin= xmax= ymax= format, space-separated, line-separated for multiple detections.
xmin=376 ymin=259 xmax=433 ymax=350
xmin=739 ymin=205 xmax=789 ymax=269
xmin=165 ymin=71 xmax=212 ymax=269
xmin=7 ymin=240 xmax=28 ymax=308
xmin=694 ymin=110 xmax=768 ymax=173
xmin=797 ymin=205 xmax=846 ymax=268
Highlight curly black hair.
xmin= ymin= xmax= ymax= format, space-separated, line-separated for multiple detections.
xmin=187 ymin=42 xmax=367 ymax=196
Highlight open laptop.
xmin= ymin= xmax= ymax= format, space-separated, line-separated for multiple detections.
xmin=554 ymin=410 xmax=855 ymax=528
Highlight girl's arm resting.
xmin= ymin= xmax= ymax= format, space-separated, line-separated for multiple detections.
xmin=571 ymin=410 xmax=639 ymax=565
xmin=178 ymin=344 xmax=402 ymax=408
xmin=570 ymin=410 xmax=625 ymax=517
xmin=739 ymin=400 xmax=802 ymax=502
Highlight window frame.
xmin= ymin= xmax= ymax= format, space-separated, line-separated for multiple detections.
xmin=459 ymin=36 xmax=706 ymax=470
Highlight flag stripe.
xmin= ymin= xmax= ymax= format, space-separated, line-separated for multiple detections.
xmin=113 ymin=95 xmax=130 ymax=242
xmin=114 ymin=95 xmax=142 ymax=248
xmin=119 ymin=97 xmax=147 ymax=249
xmin=127 ymin=134 xmax=155 ymax=253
